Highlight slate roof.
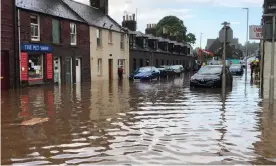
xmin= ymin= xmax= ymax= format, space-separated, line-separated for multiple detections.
xmin=16 ymin=0 xmax=85 ymax=23
xmin=63 ymin=0 xmax=123 ymax=32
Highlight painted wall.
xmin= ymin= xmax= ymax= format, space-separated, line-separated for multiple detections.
xmin=90 ymin=26 xmax=129 ymax=81
xmin=263 ymin=42 xmax=276 ymax=99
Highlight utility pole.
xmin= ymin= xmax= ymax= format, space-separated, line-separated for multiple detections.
xmin=263 ymin=13 xmax=276 ymax=109
xmin=221 ymin=22 xmax=230 ymax=99
xmin=242 ymin=8 xmax=249 ymax=82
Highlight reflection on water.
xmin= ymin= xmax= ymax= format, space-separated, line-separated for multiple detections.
xmin=1 ymin=73 xmax=276 ymax=165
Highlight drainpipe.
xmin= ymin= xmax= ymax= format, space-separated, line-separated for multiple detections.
xmin=17 ymin=8 xmax=21 ymax=87
xmin=13 ymin=0 xmax=20 ymax=88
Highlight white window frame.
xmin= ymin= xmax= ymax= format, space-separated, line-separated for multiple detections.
xmin=30 ymin=15 xmax=40 ymax=41
xmin=97 ymin=58 xmax=102 ymax=75
xmin=118 ymin=59 xmax=125 ymax=73
xmin=96 ymin=28 xmax=102 ymax=47
xmin=70 ymin=23 xmax=77 ymax=45
xmin=108 ymin=30 xmax=112 ymax=43
xmin=120 ymin=34 xmax=125 ymax=50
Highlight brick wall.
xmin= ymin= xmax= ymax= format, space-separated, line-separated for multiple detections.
xmin=1 ymin=0 xmax=15 ymax=88
xmin=19 ymin=9 xmax=91 ymax=83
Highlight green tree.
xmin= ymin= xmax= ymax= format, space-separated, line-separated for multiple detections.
xmin=156 ymin=16 xmax=196 ymax=44
xmin=185 ymin=33 xmax=196 ymax=44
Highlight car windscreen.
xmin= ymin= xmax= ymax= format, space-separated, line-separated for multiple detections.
xmin=137 ymin=67 xmax=153 ymax=73
xmin=230 ymin=65 xmax=241 ymax=69
xmin=171 ymin=66 xmax=180 ymax=69
xmin=198 ymin=66 xmax=222 ymax=75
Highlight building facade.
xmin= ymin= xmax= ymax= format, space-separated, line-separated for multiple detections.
xmin=16 ymin=0 xmax=91 ymax=86
xmin=1 ymin=0 xmax=16 ymax=89
xmin=63 ymin=0 xmax=129 ymax=81
xmin=122 ymin=14 xmax=196 ymax=74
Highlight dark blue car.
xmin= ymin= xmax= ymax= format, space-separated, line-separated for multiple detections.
xmin=129 ymin=66 xmax=160 ymax=81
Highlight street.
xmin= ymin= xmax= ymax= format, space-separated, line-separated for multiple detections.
xmin=1 ymin=72 xmax=276 ymax=165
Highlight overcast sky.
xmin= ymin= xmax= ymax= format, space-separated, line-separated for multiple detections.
xmin=75 ymin=0 xmax=263 ymax=48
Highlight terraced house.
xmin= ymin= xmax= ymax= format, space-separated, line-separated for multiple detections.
xmin=121 ymin=14 xmax=195 ymax=73
xmin=15 ymin=0 xmax=91 ymax=86
xmin=63 ymin=0 xmax=129 ymax=81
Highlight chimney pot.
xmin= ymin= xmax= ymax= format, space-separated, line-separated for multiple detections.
xmin=123 ymin=16 xmax=125 ymax=21
xmin=133 ymin=14 xmax=135 ymax=21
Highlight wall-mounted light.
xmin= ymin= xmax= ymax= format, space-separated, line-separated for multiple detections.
xmin=110 ymin=24 xmax=113 ymax=29
xmin=103 ymin=23 xmax=106 ymax=27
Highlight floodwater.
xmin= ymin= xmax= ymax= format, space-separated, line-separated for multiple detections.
xmin=1 ymin=72 xmax=276 ymax=165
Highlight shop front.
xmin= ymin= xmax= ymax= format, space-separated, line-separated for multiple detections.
xmin=20 ymin=43 xmax=53 ymax=86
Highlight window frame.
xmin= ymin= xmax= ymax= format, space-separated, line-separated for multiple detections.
xmin=96 ymin=28 xmax=102 ymax=47
xmin=52 ymin=19 xmax=61 ymax=44
xmin=70 ymin=23 xmax=77 ymax=45
xmin=120 ymin=33 xmax=125 ymax=50
xmin=108 ymin=30 xmax=113 ymax=43
xmin=97 ymin=58 xmax=102 ymax=75
xmin=30 ymin=15 xmax=40 ymax=41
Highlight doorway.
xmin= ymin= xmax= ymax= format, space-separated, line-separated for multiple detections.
xmin=108 ymin=59 xmax=113 ymax=80
xmin=75 ymin=58 xmax=81 ymax=83
xmin=1 ymin=51 xmax=9 ymax=89
xmin=65 ymin=58 xmax=72 ymax=84
xmin=54 ymin=57 xmax=61 ymax=84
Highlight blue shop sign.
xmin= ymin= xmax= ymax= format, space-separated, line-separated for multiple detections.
xmin=21 ymin=43 xmax=52 ymax=52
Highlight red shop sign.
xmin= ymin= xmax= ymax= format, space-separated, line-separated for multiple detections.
xmin=46 ymin=53 xmax=53 ymax=79
xmin=20 ymin=52 xmax=28 ymax=81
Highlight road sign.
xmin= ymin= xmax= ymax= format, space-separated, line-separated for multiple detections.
xmin=219 ymin=26 xmax=233 ymax=43
xmin=249 ymin=25 xmax=263 ymax=40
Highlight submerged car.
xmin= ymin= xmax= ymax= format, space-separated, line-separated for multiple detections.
xmin=230 ymin=64 xmax=243 ymax=75
xmin=171 ymin=65 xmax=184 ymax=77
xmin=129 ymin=66 xmax=160 ymax=81
xmin=190 ymin=65 xmax=233 ymax=88
xmin=156 ymin=67 xmax=168 ymax=78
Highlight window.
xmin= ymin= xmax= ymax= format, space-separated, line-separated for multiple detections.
xmin=28 ymin=54 xmax=43 ymax=79
xmin=118 ymin=59 xmax=125 ymax=72
xmin=167 ymin=60 xmax=169 ymax=65
xmin=30 ymin=15 xmax=40 ymax=41
xmin=143 ymin=39 xmax=148 ymax=48
xmin=97 ymin=58 xmax=102 ymax=75
xmin=120 ymin=34 xmax=125 ymax=49
xmin=108 ymin=30 xmax=112 ymax=43
xmin=52 ymin=19 xmax=60 ymax=44
xmin=130 ymin=35 xmax=136 ymax=48
xmin=176 ymin=60 xmax=178 ymax=65
xmin=97 ymin=29 xmax=102 ymax=47
xmin=162 ymin=59 xmax=164 ymax=65
xmin=139 ymin=59 xmax=143 ymax=67
xmin=70 ymin=23 xmax=77 ymax=45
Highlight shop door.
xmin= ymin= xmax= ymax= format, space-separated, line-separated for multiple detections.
xmin=1 ymin=51 xmax=9 ymax=89
xmin=75 ymin=58 xmax=81 ymax=83
xmin=108 ymin=59 xmax=113 ymax=80
xmin=54 ymin=57 xmax=61 ymax=84
xmin=65 ymin=58 xmax=72 ymax=84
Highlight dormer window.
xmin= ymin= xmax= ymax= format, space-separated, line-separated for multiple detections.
xmin=129 ymin=35 xmax=136 ymax=48
xmin=143 ymin=38 xmax=148 ymax=48
xmin=165 ymin=43 xmax=168 ymax=51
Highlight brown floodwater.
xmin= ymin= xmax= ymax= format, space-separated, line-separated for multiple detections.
xmin=1 ymin=72 xmax=276 ymax=165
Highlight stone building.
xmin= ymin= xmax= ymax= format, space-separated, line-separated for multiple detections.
xmin=121 ymin=13 xmax=196 ymax=73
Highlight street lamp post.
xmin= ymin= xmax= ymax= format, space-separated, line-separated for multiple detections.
xmin=242 ymin=8 xmax=249 ymax=82
xmin=221 ymin=22 xmax=230 ymax=99
xmin=263 ymin=13 xmax=276 ymax=109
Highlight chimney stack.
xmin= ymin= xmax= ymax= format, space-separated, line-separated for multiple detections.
xmin=122 ymin=12 xmax=137 ymax=31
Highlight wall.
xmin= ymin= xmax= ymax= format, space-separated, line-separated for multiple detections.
xmin=263 ymin=42 xmax=276 ymax=99
xmin=19 ymin=9 xmax=91 ymax=83
xmin=90 ymin=26 xmax=129 ymax=81
xmin=1 ymin=0 xmax=15 ymax=88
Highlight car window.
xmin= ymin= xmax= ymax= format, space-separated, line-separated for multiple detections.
xmin=198 ymin=66 xmax=222 ymax=75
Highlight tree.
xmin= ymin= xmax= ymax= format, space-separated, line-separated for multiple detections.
xmin=155 ymin=16 xmax=196 ymax=44
xmin=185 ymin=33 xmax=196 ymax=44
